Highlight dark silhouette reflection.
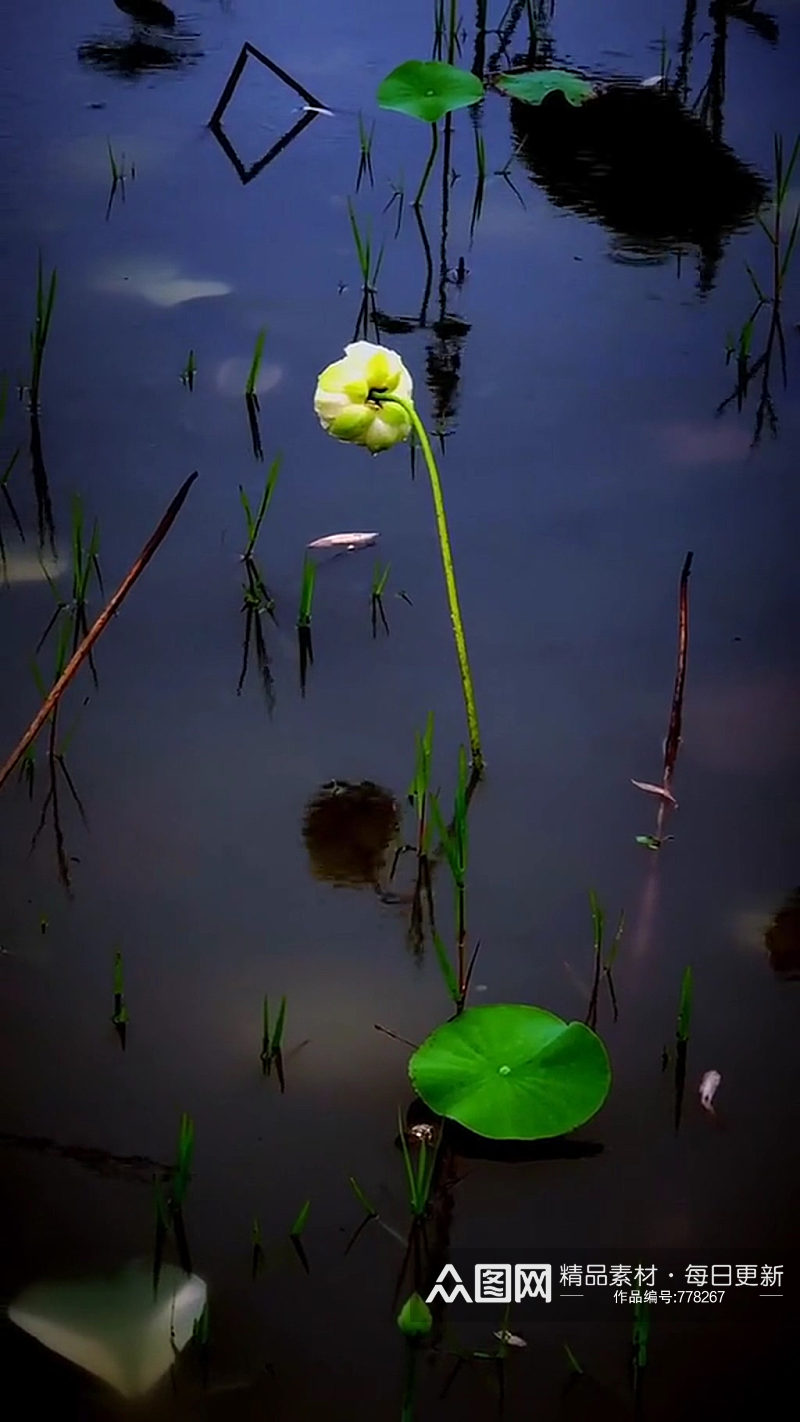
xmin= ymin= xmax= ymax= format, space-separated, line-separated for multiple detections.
xmin=0 ymin=1131 xmax=169 ymax=1183
xmin=208 ymin=42 xmax=324 ymax=185
xmin=375 ymin=116 xmax=471 ymax=442
xmin=486 ymin=0 xmax=555 ymax=73
xmin=302 ymin=780 xmax=399 ymax=887
xmin=714 ymin=0 xmax=779 ymax=47
xmin=717 ymin=292 xmax=786 ymax=444
xmin=210 ymin=110 xmax=318 ymax=186
xmin=78 ymin=33 xmax=201 ymax=77
xmin=425 ymin=322 xmax=469 ymax=430
xmin=237 ymin=556 xmax=276 ymax=712
xmin=510 ymin=83 xmax=766 ymax=291
xmin=425 ymin=116 xmax=471 ymax=439
xmin=78 ymin=2 xmax=201 ymax=79
xmin=765 ymin=889 xmax=800 ymax=979
xmin=29 ymin=409 xmax=55 ymax=556
xmin=717 ymin=130 xmax=794 ymax=444
xmin=29 ymin=704 xmax=88 ymax=897
xmin=689 ymin=1 xmax=778 ymax=142
xmin=113 ymin=0 xmax=175 ymax=25
xmin=675 ymin=0 xmax=699 ymax=104
xmin=697 ymin=0 xmax=729 ymax=144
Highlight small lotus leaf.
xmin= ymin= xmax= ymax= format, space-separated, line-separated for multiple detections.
xmin=495 ymin=69 xmax=597 ymax=108
xmin=408 ymin=1004 xmax=611 ymax=1140
xmin=378 ymin=60 xmax=484 ymax=123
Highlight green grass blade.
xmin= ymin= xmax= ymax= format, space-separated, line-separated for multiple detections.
xmin=349 ymin=1176 xmax=378 ymax=1217
xmin=289 ymin=1199 xmax=311 ymax=1237
xmin=563 ymin=1341 xmax=583 ymax=1374
xmin=297 ymin=554 xmax=317 ymax=626
xmin=243 ymin=454 xmax=280 ymax=559
xmin=396 ymin=1106 xmax=420 ymax=1213
xmin=429 ymin=793 xmax=460 ymax=884
xmin=422 ymin=710 xmax=434 ymax=765
xmin=372 ymin=560 xmax=391 ymax=597
xmin=239 ymin=484 xmax=255 ymax=540
xmin=432 ymin=931 xmax=460 ymax=1003
xmin=245 ymin=329 xmax=267 ymax=397
xmin=174 ymin=1112 xmax=194 ymax=1206
xmin=347 ymin=199 xmax=369 ymax=282
xmin=676 ymin=966 xmax=693 ymax=1043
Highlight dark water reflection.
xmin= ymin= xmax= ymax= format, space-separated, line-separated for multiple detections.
xmin=78 ymin=0 xmax=201 ymax=78
xmin=511 ymin=83 xmax=766 ymax=291
xmin=765 ymin=887 xmax=800 ymax=979
xmin=1 ymin=0 xmax=799 ymax=1415
xmin=77 ymin=34 xmax=201 ymax=78
xmin=302 ymin=779 xmax=399 ymax=887
xmin=77 ymin=0 xmax=198 ymax=77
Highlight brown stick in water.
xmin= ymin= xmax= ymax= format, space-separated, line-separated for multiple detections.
xmin=0 ymin=471 xmax=198 ymax=793
xmin=663 ymin=550 xmax=694 ymax=787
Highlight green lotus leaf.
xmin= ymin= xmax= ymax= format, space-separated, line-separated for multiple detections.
xmin=495 ymin=69 xmax=597 ymax=108
xmin=409 ymin=1004 xmax=611 ymax=1140
xmin=377 ymin=60 xmax=484 ymax=123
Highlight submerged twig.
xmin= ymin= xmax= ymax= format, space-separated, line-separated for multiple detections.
xmin=632 ymin=551 xmax=693 ymax=849
xmin=663 ymin=551 xmax=693 ymax=788
xmin=209 ymin=41 xmax=325 ymax=127
xmin=0 ymin=472 xmax=198 ymax=792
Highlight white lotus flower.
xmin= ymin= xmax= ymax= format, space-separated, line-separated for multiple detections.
xmin=313 ymin=341 xmax=413 ymax=453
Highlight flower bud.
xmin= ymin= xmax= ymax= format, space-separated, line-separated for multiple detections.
xmin=314 ymin=341 xmax=413 ymax=453
xmin=396 ymin=1292 xmax=433 ymax=1338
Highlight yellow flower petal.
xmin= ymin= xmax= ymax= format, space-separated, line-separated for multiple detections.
xmin=316 ymin=360 xmax=348 ymax=393
xmin=314 ymin=343 xmax=414 ymax=452
xmin=342 ymin=376 xmax=369 ymax=402
xmin=329 ymin=405 xmax=375 ymax=441
xmin=365 ymin=350 xmax=392 ymax=391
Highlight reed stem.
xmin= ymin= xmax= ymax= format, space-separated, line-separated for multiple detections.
xmin=376 ymin=394 xmax=483 ymax=774
xmin=414 ymin=121 xmax=439 ymax=209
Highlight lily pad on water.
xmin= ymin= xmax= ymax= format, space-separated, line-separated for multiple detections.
xmin=495 ymin=69 xmax=596 ymax=108
xmin=377 ymin=60 xmax=484 ymax=123
xmin=409 ymin=1004 xmax=611 ymax=1140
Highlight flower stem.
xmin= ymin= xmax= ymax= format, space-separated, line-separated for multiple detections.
xmin=414 ymin=121 xmax=439 ymax=209
xmin=378 ymin=394 xmax=483 ymax=775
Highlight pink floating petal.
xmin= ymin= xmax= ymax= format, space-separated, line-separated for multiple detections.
xmin=307 ymin=532 xmax=379 ymax=550
xmin=494 ymin=1330 xmax=526 ymax=1348
xmin=631 ymin=779 xmax=678 ymax=807
xmin=699 ymin=1070 xmax=721 ymax=1112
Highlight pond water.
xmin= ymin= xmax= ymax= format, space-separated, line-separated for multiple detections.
xmin=1 ymin=0 xmax=799 ymax=1416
